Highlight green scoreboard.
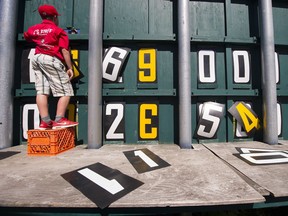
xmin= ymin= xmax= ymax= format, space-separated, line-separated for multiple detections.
xmin=15 ymin=0 xmax=288 ymax=145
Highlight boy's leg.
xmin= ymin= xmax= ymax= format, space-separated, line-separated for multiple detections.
xmin=56 ymin=96 xmax=71 ymax=117
xmin=37 ymin=94 xmax=53 ymax=130
xmin=36 ymin=94 xmax=49 ymax=118
xmin=52 ymin=96 xmax=78 ymax=128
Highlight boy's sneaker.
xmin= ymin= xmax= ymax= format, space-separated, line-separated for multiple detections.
xmin=52 ymin=117 xmax=78 ymax=129
xmin=39 ymin=121 xmax=53 ymax=130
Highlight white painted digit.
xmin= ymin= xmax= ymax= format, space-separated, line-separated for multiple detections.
xmin=233 ymin=50 xmax=250 ymax=83
xmin=105 ymin=103 xmax=124 ymax=139
xmin=198 ymin=50 xmax=216 ymax=83
xmin=277 ymin=103 xmax=281 ymax=136
xmin=275 ymin=52 xmax=279 ymax=84
xmin=103 ymin=47 xmax=128 ymax=82
xmin=22 ymin=104 xmax=40 ymax=139
xmin=240 ymin=152 xmax=288 ymax=165
xmin=239 ymin=148 xmax=284 ymax=154
xmin=197 ymin=103 xmax=224 ymax=138
xmin=78 ymin=168 xmax=124 ymax=195
xmin=134 ymin=150 xmax=158 ymax=168
xmin=28 ymin=49 xmax=36 ymax=83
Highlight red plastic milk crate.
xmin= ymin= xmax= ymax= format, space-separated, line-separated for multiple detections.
xmin=27 ymin=127 xmax=75 ymax=155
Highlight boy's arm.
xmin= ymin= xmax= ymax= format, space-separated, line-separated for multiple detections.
xmin=23 ymin=31 xmax=31 ymax=42
xmin=61 ymin=48 xmax=74 ymax=80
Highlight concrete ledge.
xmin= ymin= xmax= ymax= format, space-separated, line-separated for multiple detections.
xmin=204 ymin=141 xmax=288 ymax=198
xmin=0 ymin=143 xmax=266 ymax=210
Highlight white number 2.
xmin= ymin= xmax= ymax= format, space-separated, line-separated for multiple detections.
xmin=105 ymin=103 xmax=124 ymax=140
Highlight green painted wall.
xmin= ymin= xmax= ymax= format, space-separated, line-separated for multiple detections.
xmin=15 ymin=0 xmax=288 ymax=145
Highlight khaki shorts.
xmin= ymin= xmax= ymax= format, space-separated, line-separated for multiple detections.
xmin=31 ymin=54 xmax=74 ymax=97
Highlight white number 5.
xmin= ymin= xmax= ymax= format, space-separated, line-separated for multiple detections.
xmin=196 ymin=102 xmax=225 ymax=139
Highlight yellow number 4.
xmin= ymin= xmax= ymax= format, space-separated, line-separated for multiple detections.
xmin=236 ymin=102 xmax=260 ymax=133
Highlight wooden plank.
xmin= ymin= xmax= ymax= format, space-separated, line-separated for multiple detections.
xmin=0 ymin=144 xmax=264 ymax=209
xmin=204 ymin=141 xmax=288 ymax=198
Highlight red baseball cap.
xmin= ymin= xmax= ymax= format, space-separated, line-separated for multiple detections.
xmin=38 ymin=4 xmax=60 ymax=18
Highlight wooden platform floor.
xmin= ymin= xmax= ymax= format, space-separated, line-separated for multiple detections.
xmin=0 ymin=142 xmax=287 ymax=214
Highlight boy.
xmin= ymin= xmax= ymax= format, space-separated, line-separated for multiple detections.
xmin=24 ymin=4 xmax=78 ymax=129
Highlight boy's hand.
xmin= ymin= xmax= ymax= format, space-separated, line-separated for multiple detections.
xmin=67 ymin=68 xmax=74 ymax=80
